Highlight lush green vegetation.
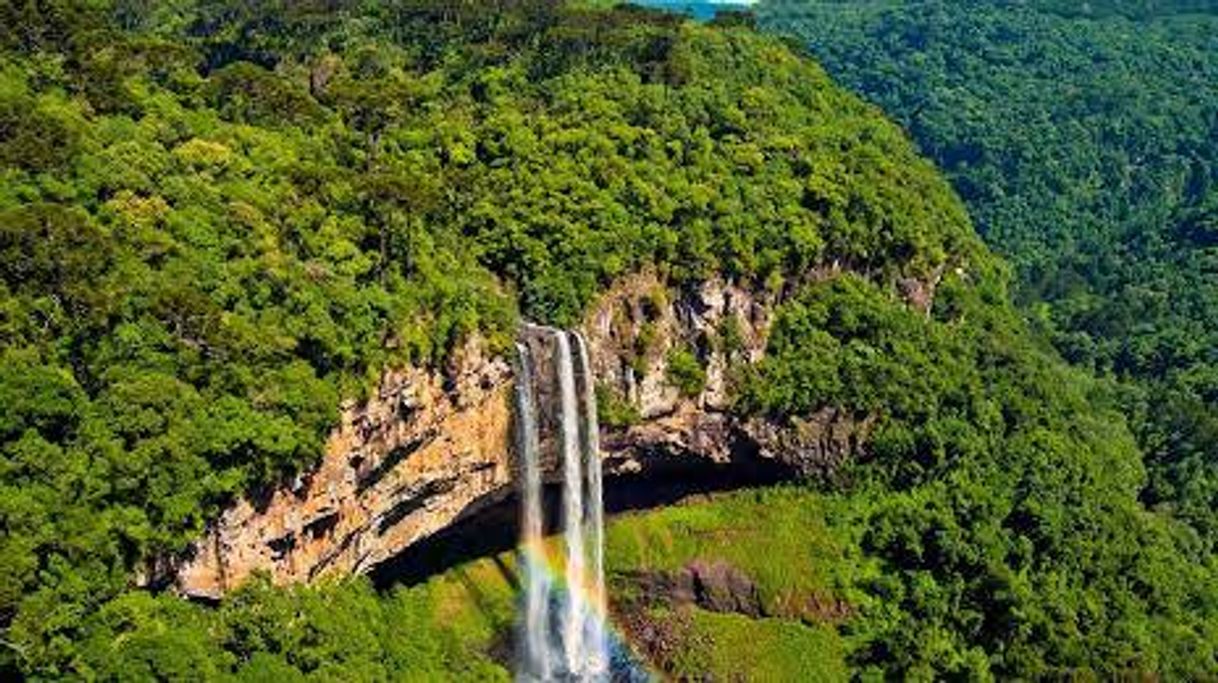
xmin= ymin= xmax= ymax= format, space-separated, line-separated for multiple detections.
xmin=742 ymin=274 xmax=1218 ymax=677
xmin=3 ymin=0 xmax=1216 ymax=679
xmin=64 ymin=560 xmax=517 ymax=681
xmin=38 ymin=488 xmax=848 ymax=682
xmin=758 ymin=0 xmax=1218 ymax=561
xmin=654 ymin=607 xmax=847 ymax=679
xmin=0 ymin=0 xmax=978 ymax=677
xmin=664 ymin=348 xmax=706 ymax=397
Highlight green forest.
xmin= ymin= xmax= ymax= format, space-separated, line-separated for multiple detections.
xmin=759 ymin=0 xmax=1218 ymax=563
xmin=1 ymin=0 xmax=1216 ymax=679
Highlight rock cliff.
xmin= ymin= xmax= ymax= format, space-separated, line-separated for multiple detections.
xmin=176 ymin=336 xmax=515 ymax=598
xmin=172 ymin=272 xmax=870 ymax=598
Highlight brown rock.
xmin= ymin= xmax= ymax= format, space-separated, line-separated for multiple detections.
xmin=175 ymin=341 xmax=514 ymax=598
xmin=624 ymin=560 xmax=766 ymax=618
xmin=583 ymin=270 xmax=776 ymax=471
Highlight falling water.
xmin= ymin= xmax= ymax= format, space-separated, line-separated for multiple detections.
xmin=514 ymin=343 xmax=552 ymax=681
xmin=515 ymin=328 xmax=610 ymax=682
xmin=554 ymin=331 xmax=587 ymax=676
xmin=574 ymin=332 xmax=607 ymax=676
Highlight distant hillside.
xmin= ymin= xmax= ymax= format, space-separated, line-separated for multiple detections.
xmin=758 ymin=0 xmax=1218 ymax=551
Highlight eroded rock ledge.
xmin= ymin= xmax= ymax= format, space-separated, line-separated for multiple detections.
xmin=172 ymin=272 xmax=872 ymax=599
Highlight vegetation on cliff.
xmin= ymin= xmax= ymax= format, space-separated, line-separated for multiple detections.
xmin=739 ymin=274 xmax=1217 ymax=677
xmin=1 ymin=0 xmax=1215 ymax=679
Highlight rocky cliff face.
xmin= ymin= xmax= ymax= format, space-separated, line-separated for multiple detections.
xmin=176 ymin=337 xmax=515 ymax=598
xmin=173 ymin=272 xmax=869 ymax=598
xmin=582 ymin=270 xmax=871 ymax=482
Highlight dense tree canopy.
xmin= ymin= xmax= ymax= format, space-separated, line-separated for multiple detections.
xmin=758 ymin=0 xmax=1218 ymax=549
xmin=1 ymin=0 xmax=1215 ymax=679
xmin=740 ymin=272 xmax=1218 ymax=677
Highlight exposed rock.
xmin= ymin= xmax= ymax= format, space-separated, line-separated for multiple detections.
xmin=898 ymin=264 xmax=945 ymax=316
xmin=626 ymin=560 xmax=766 ymax=618
xmin=583 ymin=270 xmax=775 ymax=470
xmin=744 ymin=407 xmax=876 ymax=481
xmin=612 ymin=596 xmax=695 ymax=676
xmin=176 ymin=337 xmax=514 ymax=598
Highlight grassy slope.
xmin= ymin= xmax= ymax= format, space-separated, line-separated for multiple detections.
xmin=398 ymin=487 xmax=851 ymax=679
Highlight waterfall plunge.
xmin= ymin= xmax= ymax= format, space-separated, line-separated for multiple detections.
xmin=574 ymin=333 xmax=607 ymax=675
xmin=555 ymin=331 xmax=587 ymax=674
xmin=515 ymin=329 xmax=609 ymax=682
xmin=515 ymin=343 xmax=552 ymax=681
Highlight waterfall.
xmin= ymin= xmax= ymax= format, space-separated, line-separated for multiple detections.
xmin=515 ymin=328 xmax=609 ymax=682
xmin=574 ymin=332 xmax=607 ymax=675
xmin=555 ymin=331 xmax=587 ymax=675
xmin=514 ymin=343 xmax=552 ymax=682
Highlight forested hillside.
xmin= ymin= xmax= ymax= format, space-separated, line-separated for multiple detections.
xmin=1 ymin=0 xmax=1215 ymax=679
xmin=758 ymin=0 xmax=1218 ymax=545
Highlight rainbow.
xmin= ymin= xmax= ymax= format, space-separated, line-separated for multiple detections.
xmin=515 ymin=542 xmax=651 ymax=682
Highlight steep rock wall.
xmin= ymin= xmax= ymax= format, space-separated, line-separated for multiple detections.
xmin=176 ymin=337 xmax=514 ymax=598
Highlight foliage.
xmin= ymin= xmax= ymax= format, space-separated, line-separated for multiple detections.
xmin=606 ymin=486 xmax=843 ymax=606
xmin=596 ymin=384 xmax=641 ymax=428
xmin=737 ymin=273 xmax=1218 ymax=678
xmin=662 ymin=608 xmax=847 ymax=680
xmin=0 ymin=0 xmax=973 ymax=677
xmin=758 ymin=0 xmax=1218 ymax=575
xmin=4 ymin=0 xmax=1215 ymax=680
xmin=65 ymin=573 xmax=513 ymax=682
xmin=664 ymin=348 xmax=706 ymax=398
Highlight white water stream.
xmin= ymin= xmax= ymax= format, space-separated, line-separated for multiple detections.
xmin=515 ymin=329 xmax=609 ymax=682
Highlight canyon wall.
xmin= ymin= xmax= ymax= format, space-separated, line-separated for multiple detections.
xmin=172 ymin=272 xmax=869 ymax=598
